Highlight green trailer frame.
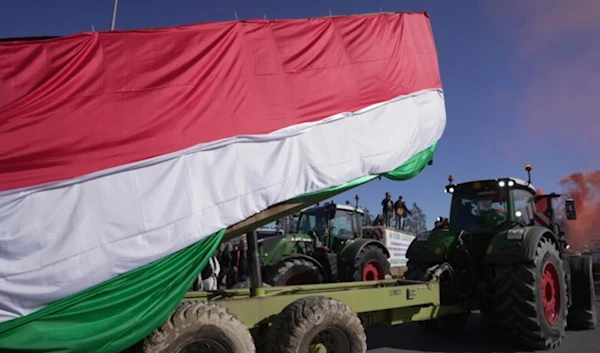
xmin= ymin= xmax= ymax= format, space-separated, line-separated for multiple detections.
xmin=185 ymin=278 xmax=463 ymax=329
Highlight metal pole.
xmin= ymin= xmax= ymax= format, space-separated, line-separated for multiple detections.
xmin=110 ymin=0 xmax=119 ymax=31
xmin=246 ymin=231 xmax=263 ymax=293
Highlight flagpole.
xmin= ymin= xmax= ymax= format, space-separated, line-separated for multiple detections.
xmin=110 ymin=0 xmax=119 ymax=30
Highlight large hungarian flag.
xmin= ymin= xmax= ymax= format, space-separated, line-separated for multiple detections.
xmin=0 ymin=12 xmax=446 ymax=352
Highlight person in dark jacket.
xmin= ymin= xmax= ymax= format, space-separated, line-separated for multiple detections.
xmin=381 ymin=192 xmax=394 ymax=227
xmin=233 ymin=239 xmax=249 ymax=282
xmin=217 ymin=243 xmax=232 ymax=287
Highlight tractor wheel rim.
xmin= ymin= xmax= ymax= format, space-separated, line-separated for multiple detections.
xmin=362 ymin=260 xmax=385 ymax=281
xmin=541 ymin=261 xmax=561 ymax=325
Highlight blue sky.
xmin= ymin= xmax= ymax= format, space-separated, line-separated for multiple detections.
xmin=2 ymin=0 xmax=597 ymax=228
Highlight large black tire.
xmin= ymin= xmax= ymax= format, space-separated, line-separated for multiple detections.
xmin=351 ymin=245 xmax=391 ymax=282
xmin=141 ymin=301 xmax=255 ymax=353
xmin=404 ymin=260 xmax=436 ymax=281
xmin=492 ymin=236 xmax=568 ymax=350
xmin=265 ymin=258 xmax=323 ymax=286
xmin=231 ymin=280 xmax=272 ymax=289
xmin=566 ymin=255 xmax=597 ymax=330
xmin=264 ymin=296 xmax=367 ymax=353
xmin=405 ymin=260 xmax=470 ymax=333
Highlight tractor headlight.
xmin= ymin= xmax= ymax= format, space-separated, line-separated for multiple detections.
xmin=508 ymin=180 xmax=515 ymax=187
xmin=498 ymin=181 xmax=506 ymax=187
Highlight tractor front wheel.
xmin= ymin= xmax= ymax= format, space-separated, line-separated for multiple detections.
xmin=492 ymin=236 xmax=567 ymax=350
xmin=351 ymin=245 xmax=390 ymax=282
xmin=264 ymin=258 xmax=323 ymax=286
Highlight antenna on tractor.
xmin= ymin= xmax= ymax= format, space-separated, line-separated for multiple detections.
xmin=525 ymin=163 xmax=533 ymax=185
xmin=354 ymin=194 xmax=360 ymax=210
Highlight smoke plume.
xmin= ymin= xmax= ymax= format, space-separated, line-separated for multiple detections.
xmin=559 ymin=170 xmax=600 ymax=250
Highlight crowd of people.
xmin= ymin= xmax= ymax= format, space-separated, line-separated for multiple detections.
xmin=191 ymin=238 xmax=250 ymax=291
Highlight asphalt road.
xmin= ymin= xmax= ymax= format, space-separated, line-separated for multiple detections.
xmin=366 ymin=295 xmax=600 ymax=353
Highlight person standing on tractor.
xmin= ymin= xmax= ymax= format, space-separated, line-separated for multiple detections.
xmin=381 ymin=192 xmax=394 ymax=227
xmin=394 ymin=196 xmax=412 ymax=230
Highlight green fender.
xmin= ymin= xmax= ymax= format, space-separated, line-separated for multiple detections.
xmin=338 ymin=238 xmax=390 ymax=281
xmin=260 ymin=233 xmax=313 ymax=266
xmin=405 ymin=229 xmax=456 ymax=263
xmin=484 ymin=226 xmax=561 ymax=264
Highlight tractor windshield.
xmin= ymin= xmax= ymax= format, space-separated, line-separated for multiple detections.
xmin=450 ymin=181 xmax=509 ymax=231
xmin=296 ymin=207 xmax=358 ymax=239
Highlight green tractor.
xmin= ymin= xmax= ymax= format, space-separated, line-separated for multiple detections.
xmin=405 ymin=164 xmax=596 ymax=349
xmin=257 ymin=195 xmax=392 ymax=286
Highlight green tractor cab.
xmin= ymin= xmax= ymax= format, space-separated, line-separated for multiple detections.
xmin=257 ymin=195 xmax=391 ymax=287
xmin=405 ymin=164 xmax=596 ymax=349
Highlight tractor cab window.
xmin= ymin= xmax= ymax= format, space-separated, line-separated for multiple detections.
xmin=450 ymin=183 xmax=508 ymax=231
xmin=297 ymin=208 xmax=326 ymax=236
xmin=512 ymin=188 xmax=535 ymax=225
xmin=331 ymin=211 xmax=354 ymax=239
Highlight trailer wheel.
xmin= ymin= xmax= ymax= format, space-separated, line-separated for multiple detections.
xmin=141 ymin=301 xmax=255 ymax=353
xmin=566 ymin=255 xmax=597 ymax=330
xmin=265 ymin=258 xmax=323 ymax=286
xmin=351 ymin=245 xmax=391 ymax=282
xmin=264 ymin=296 xmax=366 ymax=353
xmin=492 ymin=236 xmax=567 ymax=350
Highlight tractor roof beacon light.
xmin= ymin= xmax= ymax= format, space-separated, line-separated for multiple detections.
xmin=525 ymin=163 xmax=533 ymax=185
xmin=445 ymin=174 xmax=456 ymax=194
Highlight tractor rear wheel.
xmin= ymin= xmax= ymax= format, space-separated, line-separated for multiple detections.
xmin=405 ymin=260 xmax=470 ymax=333
xmin=566 ymin=254 xmax=597 ymax=330
xmin=404 ymin=260 xmax=436 ymax=281
xmin=492 ymin=236 xmax=567 ymax=350
xmin=265 ymin=258 xmax=323 ymax=286
xmin=351 ymin=245 xmax=391 ymax=282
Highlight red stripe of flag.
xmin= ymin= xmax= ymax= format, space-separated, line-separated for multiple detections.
xmin=0 ymin=13 xmax=442 ymax=192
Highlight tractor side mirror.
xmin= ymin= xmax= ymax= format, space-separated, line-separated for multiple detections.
xmin=565 ymin=199 xmax=577 ymax=220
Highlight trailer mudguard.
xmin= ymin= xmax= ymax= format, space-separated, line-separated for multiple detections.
xmin=338 ymin=238 xmax=390 ymax=280
xmin=484 ymin=226 xmax=560 ymax=264
xmin=405 ymin=229 xmax=455 ymax=263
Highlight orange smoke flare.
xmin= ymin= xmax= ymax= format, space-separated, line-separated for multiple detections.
xmin=559 ymin=170 xmax=600 ymax=251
